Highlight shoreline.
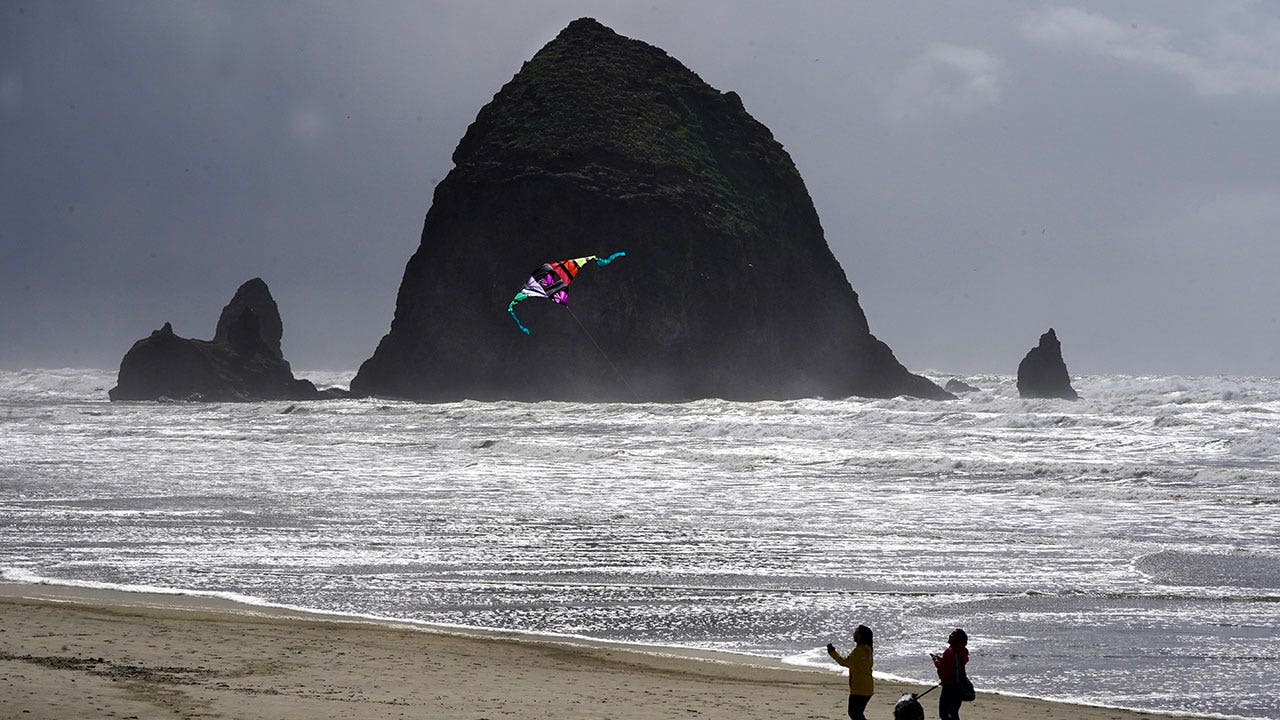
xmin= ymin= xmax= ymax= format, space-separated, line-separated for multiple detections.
xmin=0 ymin=581 xmax=1221 ymax=720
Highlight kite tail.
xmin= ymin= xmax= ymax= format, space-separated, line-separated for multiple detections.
xmin=594 ymin=251 xmax=626 ymax=267
xmin=508 ymin=302 xmax=532 ymax=335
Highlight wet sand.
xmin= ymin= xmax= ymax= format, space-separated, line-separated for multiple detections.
xmin=0 ymin=582 xmax=1202 ymax=719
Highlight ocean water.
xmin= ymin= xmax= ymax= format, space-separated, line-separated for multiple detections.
xmin=1 ymin=368 xmax=1277 ymax=719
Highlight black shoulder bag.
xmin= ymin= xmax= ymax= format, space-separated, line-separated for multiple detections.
xmin=955 ymin=653 xmax=976 ymax=702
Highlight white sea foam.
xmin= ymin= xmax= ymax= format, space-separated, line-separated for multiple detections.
xmin=0 ymin=367 xmax=117 ymax=402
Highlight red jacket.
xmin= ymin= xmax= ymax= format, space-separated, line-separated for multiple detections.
xmin=933 ymin=646 xmax=969 ymax=685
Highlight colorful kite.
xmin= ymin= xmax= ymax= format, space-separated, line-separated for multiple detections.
xmin=507 ymin=252 xmax=626 ymax=334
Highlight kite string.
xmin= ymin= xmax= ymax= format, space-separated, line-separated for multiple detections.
xmin=565 ymin=305 xmax=636 ymax=401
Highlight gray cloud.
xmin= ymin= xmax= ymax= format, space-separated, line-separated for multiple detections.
xmin=881 ymin=43 xmax=1008 ymax=124
xmin=1022 ymin=4 xmax=1280 ymax=96
xmin=2 ymin=1 xmax=1278 ymax=377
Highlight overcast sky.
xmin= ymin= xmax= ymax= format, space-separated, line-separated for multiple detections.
xmin=3 ymin=1 xmax=1278 ymax=376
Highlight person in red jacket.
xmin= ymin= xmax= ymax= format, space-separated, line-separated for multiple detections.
xmin=827 ymin=624 xmax=874 ymax=720
xmin=930 ymin=628 xmax=969 ymax=720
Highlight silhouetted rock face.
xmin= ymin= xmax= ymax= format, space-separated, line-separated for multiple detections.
xmin=352 ymin=18 xmax=947 ymax=402
xmin=1017 ymin=328 xmax=1079 ymax=400
xmin=109 ymin=279 xmax=332 ymax=402
xmin=945 ymin=379 xmax=980 ymax=394
xmin=214 ymin=277 xmax=284 ymax=361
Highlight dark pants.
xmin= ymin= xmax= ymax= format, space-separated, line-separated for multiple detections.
xmin=938 ymin=685 xmax=961 ymax=720
xmin=848 ymin=694 xmax=871 ymax=720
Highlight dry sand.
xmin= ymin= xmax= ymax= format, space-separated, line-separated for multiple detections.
xmin=0 ymin=582 xmax=1202 ymax=719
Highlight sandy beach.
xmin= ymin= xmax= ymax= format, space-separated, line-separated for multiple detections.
xmin=0 ymin=582 xmax=1207 ymax=720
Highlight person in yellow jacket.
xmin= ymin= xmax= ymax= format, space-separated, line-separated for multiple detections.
xmin=827 ymin=624 xmax=874 ymax=720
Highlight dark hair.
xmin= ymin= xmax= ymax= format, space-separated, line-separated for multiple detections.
xmin=949 ymin=628 xmax=968 ymax=647
xmin=854 ymin=624 xmax=874 ymax=647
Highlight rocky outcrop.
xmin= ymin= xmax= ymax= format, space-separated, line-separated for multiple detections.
xmin=109 ymin=279 xmax=341 ymax=402
xmin=352 ymin=18 xmax=948 ymax=402
xmin=1017 ymin=328 xmax=1078 ymax=400
xmin=213 ymin=278 xmax=285 ymax=361
xmin=945 ymin=379 xmax=980 ymax=394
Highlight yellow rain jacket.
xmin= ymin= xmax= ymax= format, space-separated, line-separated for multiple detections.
xmin=828 ymin=644 xmax=874 ymax=696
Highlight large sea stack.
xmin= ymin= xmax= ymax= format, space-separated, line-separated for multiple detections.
xmin=352 ymin=18 xmax=948 ymax=402
xmin=109 ymin=279 xmax=331 ymax=402
xmin=1017 ymin=328 xmax=1079 ymax=400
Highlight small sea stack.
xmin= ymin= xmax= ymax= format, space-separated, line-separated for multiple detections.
xmin=945 ymin=378 xmax=980 ymax=394
xmin=109 ymin=278 xmax=342 ymax=402
xmin=1016 ymin=328 xmax=1078 ymax=400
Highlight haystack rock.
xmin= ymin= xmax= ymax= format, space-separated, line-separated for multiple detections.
xmin=109 ymin=279 xmax=340 ymax=401
xmin=352 ymin=18 xmax=949 ymax=402
xmin=1016 ymin=328 xmax=1079 ymax=400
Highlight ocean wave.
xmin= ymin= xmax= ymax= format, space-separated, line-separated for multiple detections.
xmin=4 ymin=369 xmax=1280 ymax=719
xmin=0 ymin=367 xmax=117 ymax=403
xmin=1228 ymin=435 xmax=1280 ymax=459
xmin=1133 ymin=550 xmax=1280 ymax=591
